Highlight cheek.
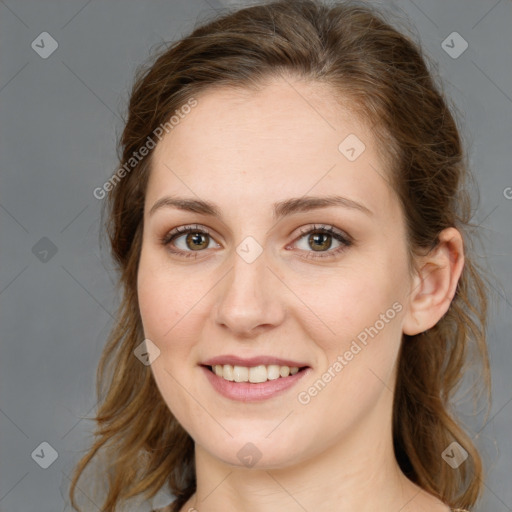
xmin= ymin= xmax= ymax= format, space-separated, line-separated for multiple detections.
xmin=137 ymin=247 xmax=202 ymax=343
xmin=136 ymin=249 xmax=215 ymax=406
xmin=137 ymin=259 xmax=206 ymax=434
xmin=294 ymin=283 xmax=403 ymax=440
xmin=303 ymin=265 xmax=403 ymax=346
xmin=297 ymin=254 xmax=406 ymax=401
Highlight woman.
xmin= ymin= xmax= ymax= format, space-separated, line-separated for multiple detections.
xmin=69 ymin=1 xmax=490 ymax=511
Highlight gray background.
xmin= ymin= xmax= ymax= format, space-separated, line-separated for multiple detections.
xmin=0 ymin=0 xmax=510 ymax=511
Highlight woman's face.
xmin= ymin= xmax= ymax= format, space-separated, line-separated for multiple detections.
xmin=137 ymin=78 xmax=414 ymax=469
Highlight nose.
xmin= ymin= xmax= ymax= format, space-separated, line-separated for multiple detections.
xmin=214 ymin=247 xmax=286 ymax=338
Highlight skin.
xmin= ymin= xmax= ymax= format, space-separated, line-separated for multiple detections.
xmin=137 ymin=77 xmax=464 ymax=512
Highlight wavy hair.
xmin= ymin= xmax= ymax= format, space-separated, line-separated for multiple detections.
xmin=68 ymin=1 xmax=491 ymax=510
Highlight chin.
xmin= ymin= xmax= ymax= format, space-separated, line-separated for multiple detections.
xmin=194 ymin=427 xmax=314 ymax=471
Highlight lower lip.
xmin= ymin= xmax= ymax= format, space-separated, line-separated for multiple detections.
xmin=201 ymin=365 xmax=310 ymax=402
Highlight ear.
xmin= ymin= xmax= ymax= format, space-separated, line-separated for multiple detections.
xmin=402 ymin=227 xmax=465 ymax=336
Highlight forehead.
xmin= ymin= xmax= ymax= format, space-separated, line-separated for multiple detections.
xmin=147 ymin=78 xmax=396 ymax=221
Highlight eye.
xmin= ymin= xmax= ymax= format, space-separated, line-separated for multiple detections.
xmin=160 ymin=224 xmax=219 ymax=259
xmin=160 ymin=223 xmax=352 ymax=260
xmin=291 ymin=224 xmax=352 ymax=260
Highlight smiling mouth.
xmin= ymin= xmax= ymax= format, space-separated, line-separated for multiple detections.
xmin=204 ymin=363 xmax=309 ymax=383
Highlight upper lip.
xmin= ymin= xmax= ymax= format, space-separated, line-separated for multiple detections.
xmin=201 ymin=355 xmax=309 ymax=368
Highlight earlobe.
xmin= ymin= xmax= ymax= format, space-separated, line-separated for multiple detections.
xmin=402 ymin=227 xmax=465 ymax=336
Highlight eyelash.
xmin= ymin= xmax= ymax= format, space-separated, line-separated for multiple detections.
xmin=160 ymin=223 xmax=352 ymax=260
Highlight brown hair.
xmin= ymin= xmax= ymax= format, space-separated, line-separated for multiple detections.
xmin=68 ymin=1 xmax=491 ymax=510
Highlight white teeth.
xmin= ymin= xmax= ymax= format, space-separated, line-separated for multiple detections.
xmin=267 ymin=365 xmax=281 ymax=380
xmin=222 ymin=364 xmax=234 ymax=381
xmin=233 ymin=365 xmax=249 ymax=382
xmin=211 ymin=364 xmax=302 ymax=382
xmin=249 ymin=365 xmax=267 ymax=383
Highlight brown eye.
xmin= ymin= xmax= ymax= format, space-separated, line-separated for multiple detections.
xmin=161 ymin=224 xmax=219 ymax=258
xmin=293 ymin=224 xmax=352 ymax=260
xmin=185 ymin=232 xmax=210 ymax=251
xmin=308 ymin=232 xmax=333 ymax=251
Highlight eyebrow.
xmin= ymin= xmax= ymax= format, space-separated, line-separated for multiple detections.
xmin=149 ymin=194 xmax=373 ymax=220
